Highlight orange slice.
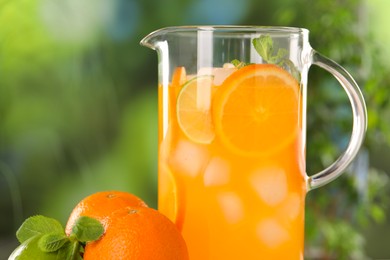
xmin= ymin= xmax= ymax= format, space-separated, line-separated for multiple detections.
xmin=176 ymin=75 xmax=215 ymax=144
xmin=167 ymin=67 xmax=187 ymax=118
xmin=171 ymin=67 xmax=187 ymax=98
xmin=158 ymin=163 xmax=185 ymax=231
xmin=213 ymin=64 xmax=300 ymax=157
xmin=172 ymin=66 xmax=187 ymax=87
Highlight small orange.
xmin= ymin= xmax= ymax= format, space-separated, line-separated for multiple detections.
xmin=83 ymin=206 xmax=189 ymax=260
xmin=65 ymin=191 xmax=148 ymax=235
xmin=213 ymin=64 xmax=300 ymax=157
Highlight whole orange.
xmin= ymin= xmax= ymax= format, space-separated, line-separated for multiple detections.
xmin=65 ymin=191 xmax=148 ymax=235
xmin=83 ymin=206 xmax=189 ymax=260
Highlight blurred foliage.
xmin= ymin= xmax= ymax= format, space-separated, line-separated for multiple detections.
xmin=1 ymin=0 xmax=390 ymax=259
xmin=274 ymin=0 xmax=390 ymax=259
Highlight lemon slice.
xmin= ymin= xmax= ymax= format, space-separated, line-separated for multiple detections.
xmin=176 ymin=75 xmax=215 ymax=144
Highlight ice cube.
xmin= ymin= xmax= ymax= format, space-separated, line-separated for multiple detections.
xmin=223 ymin=63 xmax=236 ymax=68
xmin=257 ymin=219 xmax=289 ymax=248
xmin=279 ymin=193 xmax=301 ymax=220
xmin=203 ymin=157 xmax=230 ymax=186
xmin=197 ymin=67 xmax=237 ymax=86
xmin=250 ymin=166 xmax=288 ymax=206
xmin=169 ymin=140 xmax=209 ymax=177
xmin=197 ymin=67 xmax=214 ymax=76
xmin=217 ymin=192 xmax=244 ymax=224
xmin=212 ymin=68 xmax=236 ymax=85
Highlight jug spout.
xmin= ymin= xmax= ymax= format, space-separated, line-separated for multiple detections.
xmin=140 ymin=26 xmax=215 ymax=50
xmin=140 ymin=28 xmax=170 ymax=50
xmin=140 ymin=31 xmax=156 ymax=50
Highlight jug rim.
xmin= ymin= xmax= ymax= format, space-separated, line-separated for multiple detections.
xmin=147 ymin=25 xmax=307 ymax=33
xmin=140 ymin=26 xmax=309 ymax=49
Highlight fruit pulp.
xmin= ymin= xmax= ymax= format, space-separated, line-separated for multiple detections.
xmin=158 ymin=64 xmax=307 ymax=260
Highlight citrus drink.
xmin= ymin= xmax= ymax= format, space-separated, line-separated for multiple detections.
xmin=158 ymin=64 xmax=306 ymax=259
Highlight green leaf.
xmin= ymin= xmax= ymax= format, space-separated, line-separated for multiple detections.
xmin=38 ymin=233 xmax=69 ymax=253
xmin=231 ymin=59 xmax=241 ymax=67
xmin=252 ymin=35 xmax=273 ymax=62
xmin=371 ymin=204 xmax=386 ymax=223
xmin=231 ymin=59 xmax=251 ymax=69
xmin=71 ymin=216 xmax=104 ymax=243
xmin=57 ymin=240 xmax=82 ymax=260
xmin=251 ymin=35 xmax=300 ymax=82
xmin=16 ymin=215 xmax=64 ymax=244
xmin=283 ymin=59 xmax=301 ymax=82
xmin=270 ymin=48 xmax=288 ymax=64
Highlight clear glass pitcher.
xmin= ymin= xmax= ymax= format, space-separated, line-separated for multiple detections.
xmin=141 ymin=26 xmax=367 ymax=259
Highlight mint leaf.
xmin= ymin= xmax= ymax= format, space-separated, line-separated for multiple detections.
xmin=231 ymin=59 xmax=241 ymax=67
xmin=283 ymin=59 xmax=301 ymax=82
xmin=38 ymin=233 xmax=69 ymax=252
xmin=269 ymin=48 xmax=288 ymax=64
xmin=16 ymin=215 xmax=64 ymax=244
xmin=57 ymin=240 xmax=82 ymax=260
xmin=252 ymin=35 xmax=300 ymax=82
xmin=11 ymin=215 xmax=100 ymax=260
xmin=71 ymin=216 xmax=104 ymax=242
xmin=253 ymin=35 xmax=273 ymax=62
xmin=231 ymin=59 xmax=248 ymax=69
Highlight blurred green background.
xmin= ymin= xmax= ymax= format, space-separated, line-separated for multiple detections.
xmin=1 ymin=0 xmax=389 ymax=259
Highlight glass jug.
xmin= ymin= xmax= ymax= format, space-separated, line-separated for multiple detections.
xmin=141 ymin=26 xmax=367 ymax=259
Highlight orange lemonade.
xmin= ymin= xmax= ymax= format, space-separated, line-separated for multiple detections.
xmin=158 ymin=63 xmax=306 ymax=259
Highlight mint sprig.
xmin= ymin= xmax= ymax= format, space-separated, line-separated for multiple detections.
xmin=252 ymin=35 xmax=274 ymax=62
xmin=9 ymin=215 xmax=104 ymax=260
xmin=231 ymin=35 xmax=300 ymax=82
xmin=231 ymin=59 xmax=248 ymax=69
xmin=57 ymin=240 xmax=83 ymax=260
xmin=16 ymin=215 xmax=63 ymax=244
xmin=252 ymin=35 xmax=300 ymax=81
xmin=38 ymin=232 xmax=69 ymax=252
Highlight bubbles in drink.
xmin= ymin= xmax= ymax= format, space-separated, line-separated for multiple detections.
xmin=217 ymin=192 xmax=244 ymax=224
xmin=256 ymin=219 xmax=289 ymax=248
xmin=203 ymin=157 xmax=230 ymax=186
xmin=170 ymin=140 xmax=209 ymax=177
xmin=250 ymin=166 xmax=287 ymax=206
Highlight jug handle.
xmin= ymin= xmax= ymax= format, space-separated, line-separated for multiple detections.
xmin=307 ymin=50 xmax=367 ymax=191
